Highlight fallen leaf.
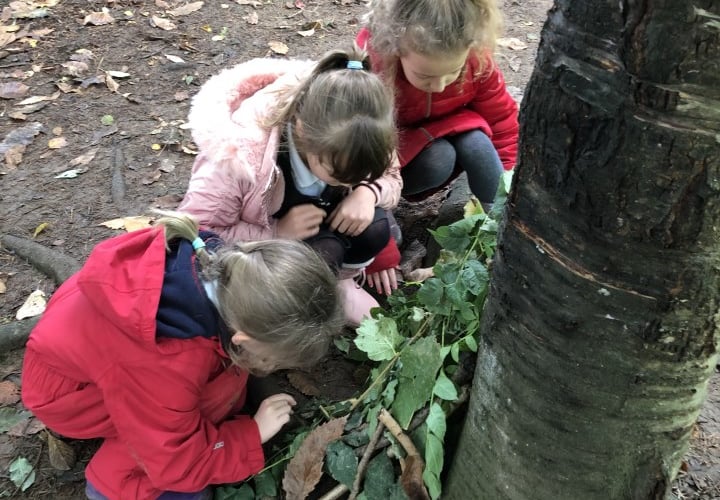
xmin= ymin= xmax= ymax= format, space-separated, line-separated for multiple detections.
xmin=105 ymin=73 xmax=119 ymax=92
xmin=400 ymin=455 xmax=430 ymax=500
xmin=83 ymin=11 xmax=115 ymax=25
xmin=16 ymin=289 xmax=46 ymax=320
xmin=70 ymin=48 xmax=94 ymax=63
xmin=101 ymin=114 xmax=114 ymax=126
xmin=105 ymin=70 xmax=130 ymax=78
xmin=151 ymin=15 xmax=176 ymax=30
xmin=174 ymin=90 xmax=189 ymax=101
xmin=61 ymin=60 xmax=89 ymax=77
xmin=142 ymin=169 xmax=163 ymax=184
xmin=0 ymin=32 xmax=16 ymax=49
xmin=0 ymin=381 xmax=20 ymax=405
xmin=8 ymin=111 xmax=27 ymax=120
xmin=80 ymin=74 xmax=106 ymax=88
xmin=167 ymin=1 xmax=204 ymax=16
xmin=4 ymin=144 xmax=26 ymax=168
xmin=51 ymin=126 xmax=62 ymax=135
xmin=155 ymin=0 xmax=170 ymax=8
xmin=0 ymin=82 xmax=30 ymax=99
xmin=268 ymin=41 xmax=289 ymax=55
xmin=158 ymin=159 xmax=175 ymax=173
xmin=165 ymin=54 xmax=185 ymax=63
xmin=235 ymin=0 xmax=261 ymax=6
xmin=0 ymin=279 xmax=5 ymax=294
xmin=16 ymin=91 xmax=60 ymax=105
xmin=1 ymin=122 xmax=43 ymax=157
xmin=47 ymin=433 xmax=76 ymax=471
xmin=497 ymin=37 xmax=528 ymax=50
xmin=69 ymin=148 xmax=98 ymax=166
xmin=32 ymin=221 xmax=49 ymax=238
xmin=99 ymin=216 xmax=154 ymax=232
xmin=297 ymin=28 xmax=314 ymax=37
xmin=243 ymin=11 xmax=258 ymax=24
xmin=55 ymin=82 xmax=76 ymax=93
xmin=48 ymin=136 xmax=67 ymax=149
xmin=151 ymin=193 xmax=183 ymax=208
xmin=54 ymin=169 xmax=83 ymax=179
xmin=282 ymin=416 xmax=348 ymax=500
xmin=287 ymin=371 xmax=321 ymax=397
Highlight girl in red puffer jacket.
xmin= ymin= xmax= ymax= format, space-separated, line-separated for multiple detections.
xmin=357 ymin=0 xmax=520 ymax=294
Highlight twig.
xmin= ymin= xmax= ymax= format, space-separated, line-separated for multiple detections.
xmin=348 ymin=420 xmax=386 ymax=500
xmin=378 ymin=409 xmax=420 ymax=457
xmin=111 ymin=142 xmax=126 ymax=206
xmin=317 ymin=483 xmax=348 ymax=500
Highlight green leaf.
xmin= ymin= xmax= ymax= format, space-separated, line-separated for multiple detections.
xmin=450 ymin=342 xmax=460 ymax=363
xmin=409 ymin=306 xmax=426 ymax=322
xmin=432 ymin=370 xmax=458 ymax=401
xmin=100 ymin=114 xmax=114 ymax=125
xmin=434 ymin=261 xmax=460 ymax=285
xmin=355 ymin=316 xmax=403 ymax=361
xmin=460 ymin=259 xmax=489 ymax=296
xmin=9 ymin=457 xmax=35 ymax=492
xmin=391 ymin=337 xmax=443 ymax=428
xmin=253 ymin=469 xmax=277 ymax=498
xmin=424 ymin=433 xmax=444 ymax=493
xmin=425 ymin=403 xmax=446 ymax=440
xmin=363 ymin=452 xmax=396 ymax=500
xmin=333 ymin=336 xmax=351 ymax=354
xmin=0 ymin=408 xmax=31 ymax=433
xmin=416 ymin=277 xmax=443 ymax=309
xmin=464 ymin=334 xmax=478 ymax=352
xmin=382 ymin=378 xmax=398 ymax=407
xmin=429 ymin=224 xmax=472 ymax=253
xmin=326 ymin=441 xmax=358 ymax=488
xmin=422 ymin=469 xmax=442 ymax=500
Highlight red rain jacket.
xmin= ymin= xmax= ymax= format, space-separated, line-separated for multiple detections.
xmin=21 ymin=228 xmax=264 ymax=499
xmin=357 ymin=28 xmax=519 ymax=171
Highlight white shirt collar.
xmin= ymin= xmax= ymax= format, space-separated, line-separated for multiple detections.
xmin=286 ymin=122 xmax=326 ymax=196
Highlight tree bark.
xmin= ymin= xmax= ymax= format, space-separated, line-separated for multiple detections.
xmin=446 ymin=1 xmax=720 ymax=499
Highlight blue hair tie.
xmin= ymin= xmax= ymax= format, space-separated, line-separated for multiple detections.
xmin=191 ymin=237 xmax=206 ymax=251
xmin=346 ymin=60 xmax=363 ymax=70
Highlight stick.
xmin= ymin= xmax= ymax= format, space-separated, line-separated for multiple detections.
xmin=317 ymin=484 xmax=349 ymax=500
xmin=111 ymin=143 xmax=126 ymax=206
xmin=1 ymin=234 xmax=80 ymax=285
xmin=348 ymin=421 xmax=386 ymax=500
xmin=378 ymin=409 xmax=420 ymax=458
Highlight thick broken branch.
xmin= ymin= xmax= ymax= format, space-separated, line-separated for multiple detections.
xmin=1 ymin=234 xmax=80 ymax=285
xmin=0 ymin=317 xmax=40 ymax=352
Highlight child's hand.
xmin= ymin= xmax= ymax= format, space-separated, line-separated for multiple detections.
xmin=367 ymin=268 xmax=399 ymax=296
xmin=327 ymin=187 xmax=376 ymax=236
xmin=253 ymin=393 xmax=297 ymax=443
xmin=277 ymin=204 xmax=326 ymax=240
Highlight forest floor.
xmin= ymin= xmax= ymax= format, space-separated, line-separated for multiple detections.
xmin=0 ymin=0 xmax=718 ymax=498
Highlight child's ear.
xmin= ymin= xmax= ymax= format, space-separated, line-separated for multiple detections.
xmin=230 ymin=330 xmax=252 ymax=346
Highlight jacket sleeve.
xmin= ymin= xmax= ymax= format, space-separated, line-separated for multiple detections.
xmin=365 ymin=236 xmax=401 ymax=274
xmin=469 ymin=60 xmax=519 ymax=170
xmin=178 ymin=154 xmax=277 ymax=242
xmin=99 ymin=362 xmax=264 ymax=492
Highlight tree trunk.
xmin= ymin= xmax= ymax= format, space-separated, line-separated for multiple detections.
xmin=445 ymin=1 xmax=720 ymax=499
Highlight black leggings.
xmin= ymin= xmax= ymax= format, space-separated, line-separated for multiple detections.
xmin=401 ymin=129 xmax=503 ymax=203
xmin=305 ymin=207 xmax=390 ymax=273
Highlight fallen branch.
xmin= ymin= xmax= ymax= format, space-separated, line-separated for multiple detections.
xmin=1 ymin=234 xmax=80 ymax=285
xmin=348 ymin=420 xmax=386 ymax=500
xmin=0 ymin=317 xmax=39 ymax=351
xmin=378 ymin=409 xmax=430 ymax=500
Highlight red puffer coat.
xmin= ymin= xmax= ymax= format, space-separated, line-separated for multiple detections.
xmin=21 ymin=228 xmax=263 ymax=499
xmin=357 ymin=28 xmax=519 ymax=171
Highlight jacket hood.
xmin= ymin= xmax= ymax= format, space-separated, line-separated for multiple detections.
xmin=188 ymin=58 xmax=315 ymax=172
xmin=76 ymin=227 xmax=167 ymax=346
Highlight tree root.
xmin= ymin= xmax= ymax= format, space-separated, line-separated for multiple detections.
xmin=1 ymin=234 xmax=80 ymax=351
xmin=1 ymin=234 xmax=80 ymax=285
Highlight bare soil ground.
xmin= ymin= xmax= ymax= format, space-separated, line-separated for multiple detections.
xmin=1 ymin=0 xmax=716 ymax=498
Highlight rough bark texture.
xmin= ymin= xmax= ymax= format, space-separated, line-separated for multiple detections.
xmin=446 ymin=1 xmax=720 ymax=499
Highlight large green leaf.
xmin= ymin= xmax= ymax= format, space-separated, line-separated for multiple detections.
xmin=363 ymin=452 xmax=396 ymax=500
xmin=432 ymin=370 xmax=458 ymax=401
xmin=355 ymin=316 xmax=403 ymax=361
xmin=326 ymin=441 xmax=358 ymax=488
xmin=9 ymin=457 xmax=36 ymax=492
xmin=391 ymin=337 xmax=442 ymax=428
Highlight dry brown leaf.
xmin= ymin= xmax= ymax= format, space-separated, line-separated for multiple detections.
xmin=99 ymin=216 xmax=154 ymax=232
xmin=142 ymin=169 xmax=163 ymax=185
xmin=23 ymin=417 xmax=46 ymax=435
xmin=243 ymin=11 xmax=258 ymax=24
xmin=69 ymin=148 xmax=98 ymax=167
xmin=48 ymin=136 xmax=67 ymax=149
xmin=151 ymin=15 xmax=176 ymax=30
xmin=155 ymin=0 xmax=171 ymax=8
xmin=400 ymin=455 xmax=430 ymax=500
xmin=70 ymin=48 xmax=94 ymax=63
xmin=15 ymin=289 xmax=46 ymax=320
xmin=286 ymin=371 xmax=321 ymax=397
xmin=0 ymin=279 xmax=6 ymax=294
xmin=0 ymin=81 xmax=30 ymax=99
xmin=83 ymin=11 xmax=115 ymax=25
xmin=151 ymin=193 xmax=183 ymax=209
xmin=61 ymin=60 xmax=89 ymax=77
xmin=282 ymin=416 xmax=348 ymax=500
xmin=0 ymin=31 xmax=16 ymax=49
xmin=174 ymin=90 xmax=189 ymax=101
xmin=4 ymin=144 xmax=26 ymax=168
xmin=268 ymin=41 xmax=289 ymax=55
xmin=47 ymin=432 xmax=76 ymax=470
xmin=497 ymin=37 xmax=528 ymax=50
xmin=51 ymin=126 xmax=62 ymax=135
xmin=16 ymin=90 xmax=60 ymax=106
xmin=105 ymin=73 xmax=119 ymax=92
xmin=55 ymin=82 xmax=76 ymax=93
xmin=7 ymin=111 xmax=26 ymax=120
xmin=0 ymin=380 xmax=20 ymax=405
xmin=167 ymin=1 xmax=204 ymax=16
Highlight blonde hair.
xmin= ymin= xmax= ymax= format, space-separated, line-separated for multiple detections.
xmin=267 ymin=45 xmax=397 ymax=184
xmin=156 ymin=211 xmax=343 ymax=369
xmin=366 ymin=0 xmax=503 ymax=77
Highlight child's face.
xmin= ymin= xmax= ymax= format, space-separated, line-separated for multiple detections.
xmin=399 ymin=47 xmax=470 ymax=94
xmin=231 ymin=332 xmax=281 ymax=377
xmin=306 ymin=153 xmax=353 ymax=187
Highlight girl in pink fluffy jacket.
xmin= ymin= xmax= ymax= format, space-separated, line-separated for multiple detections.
xmin=178 ymin=46 xmax=402 ymax=326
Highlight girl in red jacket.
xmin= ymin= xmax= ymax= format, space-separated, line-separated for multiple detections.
xmin=21 ymin=212 xmax=343 ymax=500
xmin=178 ymin=46 xmax=402 ymax=326
xmin=358 ymin=0 xmax=520 ymax=294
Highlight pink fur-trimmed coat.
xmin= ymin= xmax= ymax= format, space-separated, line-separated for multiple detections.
xmin=178 ymin=58 xmax=403 ymax=243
